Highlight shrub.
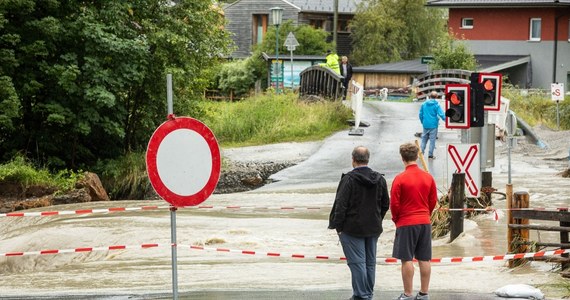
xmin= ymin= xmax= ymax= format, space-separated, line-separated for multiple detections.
xmin=0 ymin=155 xmax=82 ymax=192
xmin=216 ymin=59 xmax=256 ymax=97
xmin=94 ymin=152 xmax=152 ymax=200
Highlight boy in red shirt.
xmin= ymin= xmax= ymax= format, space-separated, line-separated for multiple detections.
xmin=391 ymin=143 xmax=438 ymax=300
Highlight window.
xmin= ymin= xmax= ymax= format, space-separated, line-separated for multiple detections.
xmin=310 ymin=19 xmax=325 ymax=30
xmin=461 ymin=18 xmax=473 ymax=29
xmin=252 ymin=14 xmax=268 ymax=45
xmin=337 ymin=20 xmax=351 ymax=33
xmin=529 ymin=18 xmax=541 ymax=41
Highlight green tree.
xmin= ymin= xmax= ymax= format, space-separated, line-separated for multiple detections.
xmin=0 ymin=0 xmax=232 ymax=168
xmin=216 ymin=59 xmax=256 ymax=97
xmin=350 ymin=0 xmax=446 ymax=65
xmin=257 ymin=20 xmax=333 ymax=56
xmin=430 ymin=32 xmax=476 ymax=71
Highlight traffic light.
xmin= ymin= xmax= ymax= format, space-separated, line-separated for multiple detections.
xmin=445 ymin=84 xmax=470 ymax=129
xmin=478 ymin=73 xmax=502 ymax=111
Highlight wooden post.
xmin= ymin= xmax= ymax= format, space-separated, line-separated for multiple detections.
xmin=450 ymin=173 xmax=465 ymax=242
xmin=481 ymin=171 xmax=493 ymax=207
xmin=509 ymin=191 xmax=530 ymax=267
xmin=561 ymin=208 xmax=570 ymax=271
xmin=506 ymin=184 xmax=513 ymax=254
xmin=415 ymin=140 xmax=429 ymax=173
xmin=481 ymin=171 xmax=492 ymax=187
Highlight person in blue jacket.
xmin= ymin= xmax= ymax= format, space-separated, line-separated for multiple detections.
xmin=419 ymin=91 xmax=445 ymax=159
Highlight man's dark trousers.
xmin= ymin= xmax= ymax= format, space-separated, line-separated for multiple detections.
xmin=339 ymin=232 xmax=378 ymax=299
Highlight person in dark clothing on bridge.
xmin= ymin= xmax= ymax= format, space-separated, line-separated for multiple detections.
xmin=329 ymin=146 xmax=390 ymax=300
xmin=340 ymin=56 xmax=353 ymax=100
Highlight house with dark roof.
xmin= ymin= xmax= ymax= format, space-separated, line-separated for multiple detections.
xmin=223 ymin=0 xmax=361 ymax=58
xmin=352 ymin=55 xmax=528 ymax=91
xmin=426 ymin=0 xmax=570 ymax=90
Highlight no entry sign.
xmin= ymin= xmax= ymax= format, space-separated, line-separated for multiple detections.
xmin=146 ymin=117 xmax=221 ymax=207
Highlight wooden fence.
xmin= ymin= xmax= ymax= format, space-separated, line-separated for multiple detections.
xmin=446 ymin=177 xmax=569 ymax=276
xmin=508 ymin=191 xmax=569 ymax=274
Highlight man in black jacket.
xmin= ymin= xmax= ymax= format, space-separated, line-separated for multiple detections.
xmin=329 ymin=146 xmax=390 ymax=300
xmin=340 ymin=56 xmax=353 ymax=100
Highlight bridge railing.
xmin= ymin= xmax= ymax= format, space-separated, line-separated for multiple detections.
xmin=415 ymin=69 xmax=471 ymax=101
xmin=299 ymin=65 xmax=345 ymax=101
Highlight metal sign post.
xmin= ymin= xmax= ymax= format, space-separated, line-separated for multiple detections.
xmin=166 ymin=74 xmax=179 ymax=300
xmin=284 ymin=32 xmax=299 ymax=90
xmin=170 ymin=206 xmax=179 ymax=300
xmin=146 ymin=75 xmax=221 ymax=300
xmin=551 ymin=82 xmax=564 ymax=130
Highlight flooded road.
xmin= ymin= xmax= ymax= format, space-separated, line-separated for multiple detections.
xmin=1 ymin=101 xmax=568 ymax=298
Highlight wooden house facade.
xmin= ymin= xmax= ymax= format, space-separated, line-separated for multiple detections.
xmin=223 ymin=0 xmax=362 ymax=58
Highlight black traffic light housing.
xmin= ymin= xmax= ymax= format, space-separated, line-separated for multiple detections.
xmin=477 ymin=73 xmax=502 ymax=111
xmin=469 ymin=73 xmax=485 ymax=127
xmin=445 ymin=84 xmax=470 ymax=129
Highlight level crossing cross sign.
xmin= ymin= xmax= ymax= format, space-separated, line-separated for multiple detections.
xmin=447 ymin=144 xmax=481 ymax=198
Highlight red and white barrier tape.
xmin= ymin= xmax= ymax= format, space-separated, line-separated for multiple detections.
xmin=0 ymin=205 xmax=325 ymax=217
xmin=2 ymin=243 xmax=568 ymax=264
xmin=441 ymin=207 xmax=568 ymax=212
xmin=1 ymin=243 xmax=162 ymax=257
xmin=1 ymin=205 xmax=567 ymax=218
xmin=0 ymin=205 xmax=168 ymax=217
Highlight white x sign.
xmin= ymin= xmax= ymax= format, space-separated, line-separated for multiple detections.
xmin=447 ymin=144 xmax=481 ymax=197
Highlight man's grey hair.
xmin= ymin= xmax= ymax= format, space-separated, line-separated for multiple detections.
xmin=352 ymin=146 xmax=370 ymax=164
xmin=430 ymin=91 xmax=439 ymax=99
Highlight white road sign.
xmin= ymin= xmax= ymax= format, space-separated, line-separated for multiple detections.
xmin=551 ymin=83 xmax=564 ymax=101
xmin=284 ymin=32 xmax=299 ymax=48
xmin=447 ymin=143 xmax=481 ymax=198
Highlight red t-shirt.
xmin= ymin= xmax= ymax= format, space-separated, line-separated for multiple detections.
xmin=390 ymin=164 xmax=438 ymax=228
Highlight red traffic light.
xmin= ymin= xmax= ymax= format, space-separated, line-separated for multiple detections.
xmin=483 ymin=79 xmax=494 ymax=91
xmin=444 ymin=84 xmax=470 ymax=129
xmin=479 ymin=73 xmax=502 ymax=111
xmin=449 ymin=92 xmax=463 ymax=105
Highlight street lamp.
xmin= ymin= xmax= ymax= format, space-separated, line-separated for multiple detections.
xmin=271 ymin=7 xmax=283 ymax=94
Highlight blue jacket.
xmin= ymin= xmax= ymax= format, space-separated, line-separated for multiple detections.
xmin=419 ymin=98 xmax=445 ymax=129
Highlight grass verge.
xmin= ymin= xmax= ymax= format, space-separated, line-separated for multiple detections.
xmin=504 ymin=88 xmax=570 ymax=130
xmin=186 ymin=93 xmax=352 ymax=147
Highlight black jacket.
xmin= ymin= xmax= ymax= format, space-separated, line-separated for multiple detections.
xmin=340 ymin=63 xmax=353 ymax=81
xmin=328 ymin=167 xmax=390 ymax=237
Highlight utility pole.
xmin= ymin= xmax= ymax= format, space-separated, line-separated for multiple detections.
xmin=333 ymin=0 xmax=338 ymax=47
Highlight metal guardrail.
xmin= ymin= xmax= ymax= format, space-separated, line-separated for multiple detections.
xmin=299 ymin=65 xmax=345 ymax=101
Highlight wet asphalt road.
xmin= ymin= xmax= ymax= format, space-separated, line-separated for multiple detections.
xmin=257 ymin=100 xmax=460 ymax=193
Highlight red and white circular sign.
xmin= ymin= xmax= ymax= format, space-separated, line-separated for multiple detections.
xmin=146 ymin=117 xmax=221 ymax=207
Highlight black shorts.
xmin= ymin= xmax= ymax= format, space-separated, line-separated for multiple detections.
xmin=392 ymin=224 xmax=432 ymax=261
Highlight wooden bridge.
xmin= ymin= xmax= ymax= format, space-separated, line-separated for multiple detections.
xmin=415 ymin=69 xmax=471 ymax=100
xmin=298 ymin=65 xmax=345 ymax=101
xmin=298 ymin=67 xmax=473 ymax=102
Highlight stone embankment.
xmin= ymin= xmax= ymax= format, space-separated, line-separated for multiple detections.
xmin=215 ymin=161 xmax=294 ymax=194
xmin=0 ymin=172 xmax=110 ymax=213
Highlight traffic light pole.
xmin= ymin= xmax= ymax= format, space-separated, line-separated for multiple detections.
xmin=480 ymin=112 xmax=488 ymax=172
